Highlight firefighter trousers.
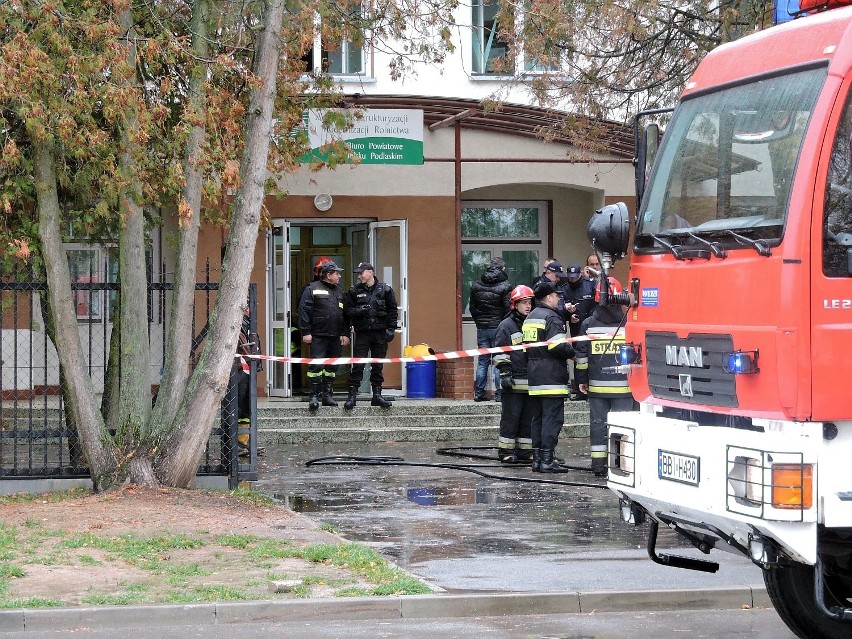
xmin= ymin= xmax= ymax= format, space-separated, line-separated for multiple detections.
xmin=530 ymin=395 xmax=566 ymax=451
xmin=589 ymin=395 xmax=635 ymax=460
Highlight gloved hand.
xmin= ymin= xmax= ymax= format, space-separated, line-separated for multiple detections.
xmin=500 ymin=375 xmax=514 ymax=391
xmin=385 ymin=329 xmax=396 ymax=343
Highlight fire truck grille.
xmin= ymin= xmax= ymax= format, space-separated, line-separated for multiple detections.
xmin=645 ymin=332 xmax=738 ymax=408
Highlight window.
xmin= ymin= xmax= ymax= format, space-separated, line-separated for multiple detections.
xmin=66 ymin=245 xmax=118 ymax=322
xmin=634 ymin=66 xmax=825 ymax=252
xmin=472 ymin=0 xmax=510 ymax=74
xmin=472 ymin=0 xmax=559 ymax=75
xmin=823 ymin=86 xmax=852 ymax=277
xmin=302 ymin=4 xmax=365 ymax=75
xmin=462 ymin=202 xmax=547 ymax=314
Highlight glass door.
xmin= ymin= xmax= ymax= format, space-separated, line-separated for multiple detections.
xmin=267 ymin=221 xmax=291 ymax=397
xmin=370 ymin=220 xmax=408 ymax=394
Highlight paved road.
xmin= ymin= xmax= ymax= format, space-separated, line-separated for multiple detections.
xmin=255 ymin=439 xmax=766 ymax=595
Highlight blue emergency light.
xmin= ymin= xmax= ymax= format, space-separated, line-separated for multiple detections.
xmin=724 ymin=350 xmax=760 ymax=375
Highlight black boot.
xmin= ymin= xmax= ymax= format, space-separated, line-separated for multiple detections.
xmin=308 ymin=380 xmax=321 ymax=411
xmin=592 ymin=457 xmax=607 ymax=477
xmin=371 ymin=385 xmax=392 ymax=408
xmin=540 ymin=448 xmax=570 ymax=473
xmin=531 ymin=448 xmax=542 ymax=473
xmin=321 ymin=380 xmax=338 ymax=407
xmin=344 ymin=386 xmax=358 ymax=410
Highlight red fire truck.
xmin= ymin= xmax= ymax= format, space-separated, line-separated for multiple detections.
xmin=587 ymin=4 xmax=852 ymax=637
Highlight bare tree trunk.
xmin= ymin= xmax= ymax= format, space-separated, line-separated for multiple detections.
xmin=155 ymin=0 xmax=286 ymax=487
xmin=116 ymin=7 xmax=155 ymax=487
xmin=33 ymin=139 xmax=117 ymax=489
xmin=151 ymin=0 xmax=210 ymax=430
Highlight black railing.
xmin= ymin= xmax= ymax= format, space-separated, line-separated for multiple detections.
xmin=0 ymin=264 xmax=257 ymax=486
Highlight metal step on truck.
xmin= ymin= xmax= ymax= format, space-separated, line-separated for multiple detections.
xmin=585 ymin=3 xmax=852 ymax=637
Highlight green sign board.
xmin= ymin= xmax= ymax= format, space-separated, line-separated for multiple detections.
xmin=299 ymin=109 xmax=424 ymax=165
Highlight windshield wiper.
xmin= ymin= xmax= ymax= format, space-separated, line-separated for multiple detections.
xmin=723 ymin=230 xmax=771 ymax=256
xmin=648 ymin=234 xmax=710 ymax=260
xmin=684 ymin=232 xmax=727 ymax=258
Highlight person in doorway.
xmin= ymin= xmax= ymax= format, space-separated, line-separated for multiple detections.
xmin=298 ymin=261 xmax=349 ymax=410
xmin=343 ymin=262 xmax=398 ymax=409
xmin=469 ymin=257 xmax=512 ymax=402
xmin=493 ymin=285 xmax=535 ymax=463
xmin=522 ymin=281 xmax=575 ymax=473
xmin=574 ymin=277 xmax=634 ymax=477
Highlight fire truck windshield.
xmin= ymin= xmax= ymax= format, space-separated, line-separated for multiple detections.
xmin=635 ymin=65 xmax=827 ymax=253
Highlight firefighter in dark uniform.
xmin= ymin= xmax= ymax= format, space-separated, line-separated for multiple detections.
xmin=493 ymin=285 xmax=535 ymax=463
xmin=522 ymin=281 xmax=575 ymax=473
xmin=562 ymin=262 xmax=596 ymax=400
xmin=574 ymin=277 xmax=634 ymax=477
xmin=343 ymin=262 xmax=398 ymax=409
xmin=298 ymin=261 xmax=349 ymax=410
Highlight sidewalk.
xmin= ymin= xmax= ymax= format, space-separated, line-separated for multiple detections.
xmin=0 ymin=586 xmax=771 ymax=632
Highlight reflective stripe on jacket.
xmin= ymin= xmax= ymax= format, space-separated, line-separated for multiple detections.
xmin=522 ymin=304 xmax=574 ymax=396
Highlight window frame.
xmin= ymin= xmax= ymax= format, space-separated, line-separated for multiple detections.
xmin=461 ymin=200 xmax=549 ymax=317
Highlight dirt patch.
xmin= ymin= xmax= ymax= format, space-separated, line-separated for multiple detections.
xmin=0 ymin=487 xmax=406 ymax=607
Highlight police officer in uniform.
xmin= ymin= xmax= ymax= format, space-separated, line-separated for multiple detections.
xmin=574 ymin=277 xmax=633 ymax=476
xmin=343 ymin=262 xmax=398 ymax=409
xmin=493 ymin=285 xmax=535 ymax=463
xmin=522 ymin=281 xmax=575 ymax=473
xmin=298 ymin=261 xmax=349 ymax=410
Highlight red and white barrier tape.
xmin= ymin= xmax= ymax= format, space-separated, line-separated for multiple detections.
xmin=238 ymin=332 xmax=620 ymax=366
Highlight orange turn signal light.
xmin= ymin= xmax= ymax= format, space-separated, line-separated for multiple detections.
xmin=772 ymin=464 xmax=813 ymax=510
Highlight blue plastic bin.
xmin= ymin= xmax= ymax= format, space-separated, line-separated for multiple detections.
xmin=406 ymin=361 xmax=436 ymax=398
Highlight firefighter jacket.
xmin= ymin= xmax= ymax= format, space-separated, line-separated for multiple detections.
xmin=493 ymin=310 xmax=528 ymax=391
xmin=574 ymin=305 xmax=631 ymax=397
xmin=469 ymin=266 xmax=511 ymax=329
xmin=344 ymin=280 xmax=399 ymax=333
xmin=522 ymin=303 xmax=575 ymax=396
xmin=298 ymin=280 xmax=346 ymax=338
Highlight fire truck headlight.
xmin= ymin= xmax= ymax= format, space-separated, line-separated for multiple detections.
xmin=724 ymin=350 xmax=759 ymax=374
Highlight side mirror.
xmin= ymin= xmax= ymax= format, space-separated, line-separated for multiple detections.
xmin=635 ymin=123 xmax=660 ymax=205
xmin=588 ymin=202 xmax=630 ymax=259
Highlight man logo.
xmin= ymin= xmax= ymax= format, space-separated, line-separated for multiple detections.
xmin=666 ymin=345 xmax=703 ymax=368
xmin=679 ymin=374 xmax=694 ymax=397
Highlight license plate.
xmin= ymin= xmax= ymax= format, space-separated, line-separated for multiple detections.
xmin=658 ymin=450 xmax=700 ymax=486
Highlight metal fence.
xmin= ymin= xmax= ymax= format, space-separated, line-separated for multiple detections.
xmin=0 ymin=264 xmax=257 ymax=488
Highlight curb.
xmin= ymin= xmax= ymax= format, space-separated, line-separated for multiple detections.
xmin=0 ymin=587 xmax=772 ymax=632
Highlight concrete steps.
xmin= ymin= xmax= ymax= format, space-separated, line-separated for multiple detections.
xmin=258 ymin=398 xmax=591 ymax=444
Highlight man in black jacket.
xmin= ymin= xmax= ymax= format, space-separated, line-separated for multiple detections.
xmin=469 ymin=257 xmax=512 ymax=401
xmin=343 ymin=262 xmax=398 ymax=409
xmin=522 ymin=281 xmax=575 ymax=473
xmin=298 ymin=261 xmax=350 ymax=410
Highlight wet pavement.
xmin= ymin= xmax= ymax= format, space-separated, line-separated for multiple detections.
xmin=255 ymin=437 xmax=767 ymax=594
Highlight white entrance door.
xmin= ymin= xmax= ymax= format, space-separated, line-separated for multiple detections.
xmin=265 ymin=218 xmax=408 ymax=397
xmin=369 ymin=220 xmax=408 ymax=395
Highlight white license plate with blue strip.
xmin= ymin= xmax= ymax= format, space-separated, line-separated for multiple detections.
xmin=658 ymin=450 xmax=700 ymax=485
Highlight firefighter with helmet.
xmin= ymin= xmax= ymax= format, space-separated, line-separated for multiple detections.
xmin=493 ymin=285 xmax=535 ymax=463
xmin=298 ymin=261 xmax=350 ymax=410
xmin=522 ymin=281 xmax=576 ymax=473
xmin=574 ymin=276 xmax=634 ymax=477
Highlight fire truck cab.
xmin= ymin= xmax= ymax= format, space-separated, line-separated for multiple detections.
xmin=588 ymin=5 xmax=852 ymax=638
